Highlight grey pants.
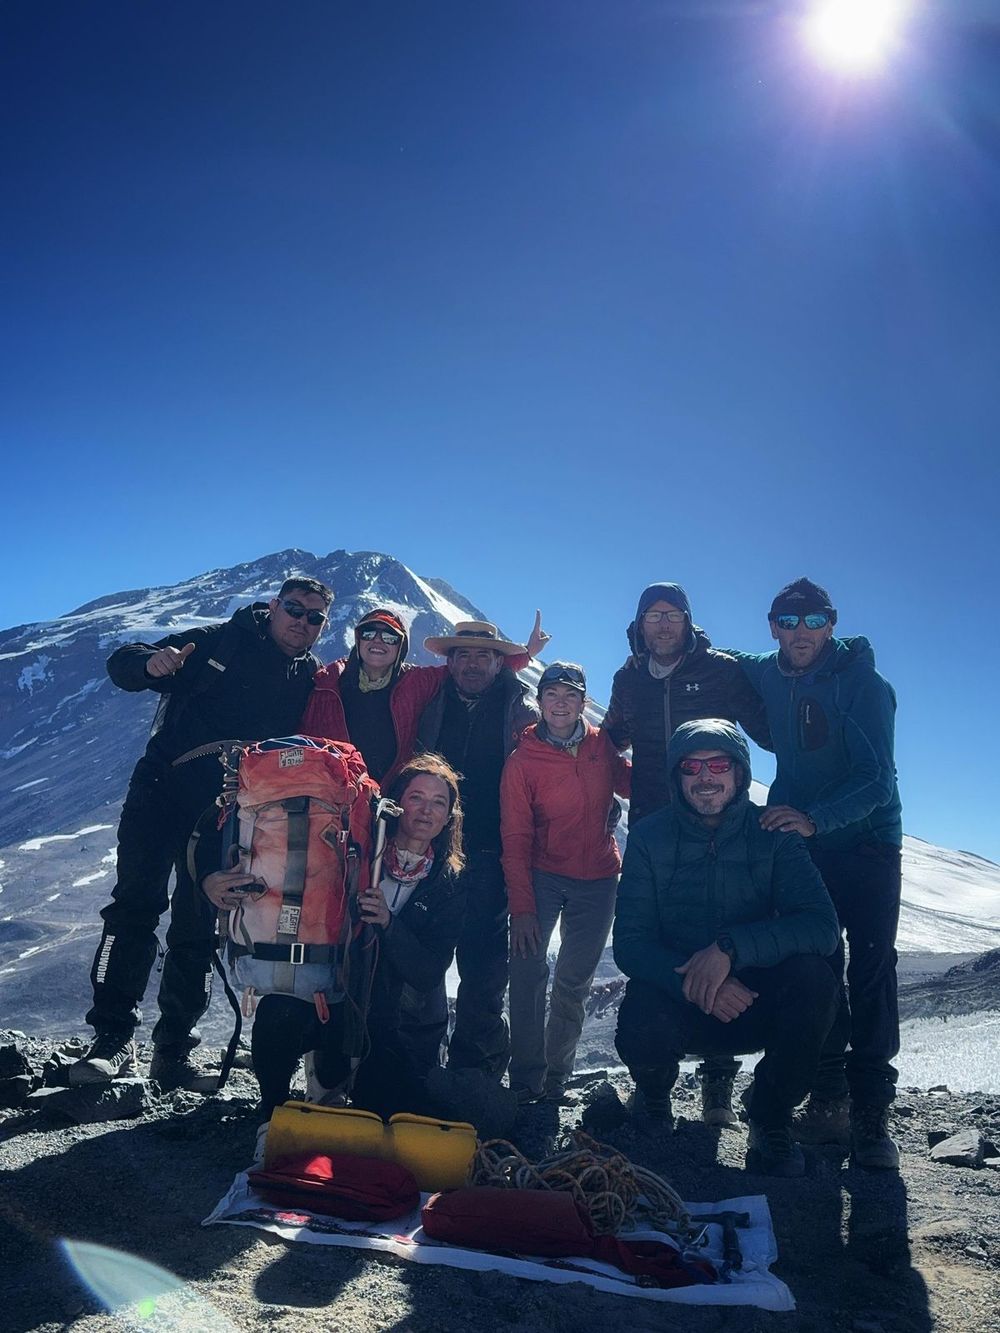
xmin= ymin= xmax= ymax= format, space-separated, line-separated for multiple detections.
xmin=508 ymin=870 xmax=618 ymax=1097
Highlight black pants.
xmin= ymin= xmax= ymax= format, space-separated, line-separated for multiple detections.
xmin=85 ymin=759 xmax=217 ymax=1050
xmin=809 ymin=842 xmax=901 ymax=1108
xmin=397 ymin=850 xmax=509 ymax=1079
xmin=251 ymin=994 xmax=351 ymax=1121
xmin=615 ymin=956 xmax=839 ymax=1128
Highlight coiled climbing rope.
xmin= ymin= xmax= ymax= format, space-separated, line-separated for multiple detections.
xmin=470 ymin=1130 xmax=690 ymax=1236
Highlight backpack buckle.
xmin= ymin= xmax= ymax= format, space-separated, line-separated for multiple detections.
xmin=289 ymin=943 xmax=305 ymax=965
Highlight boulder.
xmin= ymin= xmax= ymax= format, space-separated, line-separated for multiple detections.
xmin=0 ymin=1074 xmax=36 ymax=1108
xmin=0 ymin=1043 xmax=33 ymax=1081
xmin=928 ymin=1128 xmax=986 ymax=1168
xmin=25 ymin=1079 xmax=151 ymax=1124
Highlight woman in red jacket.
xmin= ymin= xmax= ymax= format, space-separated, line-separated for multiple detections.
xmin=500 ymin=662 xmax=631 ymax=1104
xmin=301 ymin=608 xmax=549 ymax=788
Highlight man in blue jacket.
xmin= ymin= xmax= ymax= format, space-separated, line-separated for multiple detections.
xmin=614 ymin=719 xmax=840 ymax=1178
xmin=735 ymin=578 xmax=903 ymax=1170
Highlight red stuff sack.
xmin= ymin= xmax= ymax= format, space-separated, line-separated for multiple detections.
xmin=421 ymin=1187 xmax=594 ymax=1255
xmin=248 ymin=1152 xmax=420 ymax=1221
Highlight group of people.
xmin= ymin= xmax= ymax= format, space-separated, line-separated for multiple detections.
xmin=69 ymin=571 xmax=903 ymax=1179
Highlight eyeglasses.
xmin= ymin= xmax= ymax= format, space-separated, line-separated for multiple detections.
xmin=772 ymin=613 xmax=831 ymax=631
xmin=643 ymin=609 xmax=686 ymax=624
xmin=359 ymin=627 xmax=402 ymax=644
xmin=280 ymin=599 xmax=327 ymax=627
xmin=678 ymin=756 xmax=734 ymax=776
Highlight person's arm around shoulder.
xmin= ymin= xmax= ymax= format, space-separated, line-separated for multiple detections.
xmin=612 ymin=824 xmax=690 ymax=1002
xmin=599 ymin=727 xmax=632 ymax=798
xmin=721 ymin=654 xmax=773 ymax=752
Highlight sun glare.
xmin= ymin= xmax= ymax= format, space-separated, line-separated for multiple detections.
xmin=803 ymin=0 xmax=909 ymax=74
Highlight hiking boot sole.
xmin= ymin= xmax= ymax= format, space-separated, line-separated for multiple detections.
xmin=851 ymin=1143 xmax=900 ymax=1171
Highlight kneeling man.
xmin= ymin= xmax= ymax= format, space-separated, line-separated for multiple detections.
xmin=613 ymin=719 xmax=840 ymax=1177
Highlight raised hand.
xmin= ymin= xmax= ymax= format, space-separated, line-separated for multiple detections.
xmin=526 ymin=610 xmax=552 ymax=659
xmin=146 ymin=642 xmax=196 ymax=679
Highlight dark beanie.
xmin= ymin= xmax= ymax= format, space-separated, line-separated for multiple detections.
xmin=635 ymin=582 xmax=692 ymax=622
xmin=769 ymin=578 xmax=837 ymax=624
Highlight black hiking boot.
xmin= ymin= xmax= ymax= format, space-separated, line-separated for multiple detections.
xmin=747 ymin=1122 xmax=806 ymax=1178
xmin=149 ymin=1047 xmax=219 ymax=1095
xmin=792 ymin=1095 xmax=852 ymax=1146
xmin=697 ymin=1062 xmax=738 ymax=1127
xmin=851 ymin=1104 xmax=900 ymax=1171
xmin=69 ymin=1032 xmax=137 ymax=1085
xmin=627 ymin=1086 xmax=674 ymax=1133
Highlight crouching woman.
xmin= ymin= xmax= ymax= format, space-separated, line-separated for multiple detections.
xmin=500 ymin=662 xmax=631 ymax=1103
xmin=199 ymin=754 xmax=465 ymax=1130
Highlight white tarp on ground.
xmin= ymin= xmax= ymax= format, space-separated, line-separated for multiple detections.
xmin=205 ymin=1174 xmax=794 ymax=1310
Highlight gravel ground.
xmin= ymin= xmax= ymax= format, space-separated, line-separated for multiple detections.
xmin=3 ymin=1032 xmax=1000 ymax=1333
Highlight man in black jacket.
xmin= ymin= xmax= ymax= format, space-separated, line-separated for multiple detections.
xmin=601 ymin=581 xmax=772 ymax=1125
xmin=70 ymin=577 xmax=330 ymax=1091
xmin=405 ymin=621 xmax=539 ymax=1078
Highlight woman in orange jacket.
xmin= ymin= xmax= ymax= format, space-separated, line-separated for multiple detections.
xmin=500 ymin=662 xmax=630 ymax=1103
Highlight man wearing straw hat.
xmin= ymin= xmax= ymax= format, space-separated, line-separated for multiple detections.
xmin=405 ymin=621 xmax=539 ymax=1078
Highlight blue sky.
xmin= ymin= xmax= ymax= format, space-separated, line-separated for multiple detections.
xmin=2 ymin=2 xmax=998 ymax=859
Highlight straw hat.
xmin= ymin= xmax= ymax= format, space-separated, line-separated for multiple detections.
xmin=424 ymin=620 xmax=526 ymax=658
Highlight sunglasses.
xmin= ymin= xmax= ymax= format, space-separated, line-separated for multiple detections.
xmin=773 ymin=613 xmax=832 ymax=631
xmin=643 ymin=609 xmax=686 ymax=624
xmin=359 ymin=627 xmax=402 ymax=644
xmin=280 ymin=599 xmax=327 ymax=627
xmin=678 ymin=756 xmax=734 ymax=776
xmin=539 ymin=668 xmax=586 ymax=691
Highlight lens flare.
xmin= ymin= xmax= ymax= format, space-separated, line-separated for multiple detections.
xmin=61 ymin=1240 xmax=238 ymax=1331
xmin=802 ymin=0 xmax=910 ymax=74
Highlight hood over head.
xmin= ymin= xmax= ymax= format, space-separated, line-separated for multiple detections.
xmin=626 ymin=582 xmax=694 ymax=656
xmin=666 ymin=718 xmax=752 ymax=796
xmin=348 ymin=607 xmax=410 ymax=682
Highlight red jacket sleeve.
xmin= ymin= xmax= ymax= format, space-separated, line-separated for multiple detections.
xmin=500 ymin=752 xmax=538 ymax=916
xmin=300 ymin=663 xmax=350 ymax=742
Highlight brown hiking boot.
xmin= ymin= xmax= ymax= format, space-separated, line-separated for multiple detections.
xmin=792 ymin=1095 xmax=852 ymax=1146
xmin=69 ymin=1033 xmax=137 ymax=1085
xmin=699 ymin=1066 xmax=738 ymax=1127
xmin=851 ymin=1104 xmax=900 ymax=1170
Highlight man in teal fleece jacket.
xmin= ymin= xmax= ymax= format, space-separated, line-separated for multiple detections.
xmin=732 ymin=577 xmax=903 ymax=1170
xmin=613 ymin=718 xmax=840 ymax=1178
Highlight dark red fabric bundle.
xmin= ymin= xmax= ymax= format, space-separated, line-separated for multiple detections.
xmin=421 ymin=1188 xmax=716 ymax=1287
xmin=248 ymin=1152 xmax=420 ymax=1221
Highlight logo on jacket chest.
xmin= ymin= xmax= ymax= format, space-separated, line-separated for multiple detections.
xmin=683 ymin=683 xmax=701 ymax=693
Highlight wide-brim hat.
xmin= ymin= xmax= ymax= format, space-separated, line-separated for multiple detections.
xmin=424 ymin=620 xmax=526 ymax=658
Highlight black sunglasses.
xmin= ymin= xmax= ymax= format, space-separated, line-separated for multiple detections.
xmin=280 ymin=599 xmax=327 ymax=627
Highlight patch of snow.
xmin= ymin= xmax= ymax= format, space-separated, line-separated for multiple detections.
xmin=46 ymin=893 xmax=61 ymax=902
xmin=895 ymin=1011 xmax=1000 ymax=1094
xmin=17 ymin=655 xmax=53 ymax=693
xmin=18 ymin=824 xmax=115 ymax=852
xmin=2 ymin=742 xmax=36 ymax=759
xmin=12 ymin=778 xmax=48 ymax=792
xmin=71 ymin=871 xmax=110 ymax=887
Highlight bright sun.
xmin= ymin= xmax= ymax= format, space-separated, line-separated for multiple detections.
xmin=802 ymin=0 xmax=910 ymax=74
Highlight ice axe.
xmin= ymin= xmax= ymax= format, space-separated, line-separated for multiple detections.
xmin=689 ymin=1210 xmax=751 ymax=1276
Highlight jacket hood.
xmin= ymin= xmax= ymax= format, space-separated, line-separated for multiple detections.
xmin=345 ymin=608 xmax=410 ymax=685
xmin=667 ymin=718 xmax=752 ymax=794
xmin=625 ymin=582 xmax=694 ymax=657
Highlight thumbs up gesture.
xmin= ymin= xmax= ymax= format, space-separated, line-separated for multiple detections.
xmin=146 ymin=642 xmax=197 ymax=679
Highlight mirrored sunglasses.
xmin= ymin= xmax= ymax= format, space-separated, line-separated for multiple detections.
xmin=359 ymin=627 xmax=402 ymax=644
xmin=678 ymin=756 xmax=734 ymax=776
xmin=773 ymin=613 xmax=831 ymax=631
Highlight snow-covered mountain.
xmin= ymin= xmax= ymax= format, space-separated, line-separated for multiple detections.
xmin=0 ymin=547 xmax=997 ymax=1041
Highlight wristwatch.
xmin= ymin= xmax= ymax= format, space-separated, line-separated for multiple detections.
xmin=716 ymin=934 xmax=737 ymax=965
